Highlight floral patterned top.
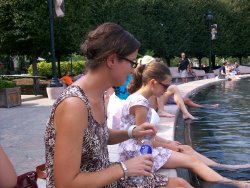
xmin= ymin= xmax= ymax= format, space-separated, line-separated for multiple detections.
xmin=118 ymin=93 xmax=172 ymax=171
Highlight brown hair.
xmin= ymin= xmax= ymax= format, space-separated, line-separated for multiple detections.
xmin=127 ymin=61 xmax=171 ymax=94
xmin=80 ymin=22 xmax=140 ymax=70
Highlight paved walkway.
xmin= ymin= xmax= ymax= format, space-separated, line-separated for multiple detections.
xmin=0 ymin=96 xmax=53 ymax=175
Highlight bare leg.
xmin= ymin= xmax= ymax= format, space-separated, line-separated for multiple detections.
xmin=157 ymin=95 xmax=175 ymax=117
xmin=183 ymin=98 xmax=203 ymax=108
xmin=163 ymin=151 xmax=225 ymax=182
xmin=165 ymin=177 xmax=193 ymax=188
xmin=165 ymin=85 xmax=196 ymax=119
xmin=184 ymin=98 xmax=219 ymax=108
xmin=162 ymin=151 xmax=250 ymax=187
xmin=179 ymin=145 xmax=250 ymax=170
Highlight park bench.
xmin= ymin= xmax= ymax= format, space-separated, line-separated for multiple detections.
xmin=169 ymin=67 xmax=207 ymax=83
xmin=213 ymin=65 xmax=250 ymax=76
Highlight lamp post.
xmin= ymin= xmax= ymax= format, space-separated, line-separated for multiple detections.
xmin=206 ymin=10 xmax=213 ymax=73
xmin=48 ymin=0 xmax=62 ymax=87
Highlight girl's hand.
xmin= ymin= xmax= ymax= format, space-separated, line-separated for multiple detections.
xmin=124 ymin=154 xmax=154 ymax=177
xmin=164 ymin=141 xmax=182 ymax=152
xmin=132 ymin=122 xmax=157 ymax=139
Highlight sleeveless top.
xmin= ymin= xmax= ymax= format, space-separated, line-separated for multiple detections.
xmin=45 ymin=85 xmax=167 ymax=188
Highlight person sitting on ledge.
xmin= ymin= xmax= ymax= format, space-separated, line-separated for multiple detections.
xmin=154 ymin=84 xmax=219 ymax=118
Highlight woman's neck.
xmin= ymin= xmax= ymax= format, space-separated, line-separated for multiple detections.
xmin=77 ymin=72 xmax=109 ymax=99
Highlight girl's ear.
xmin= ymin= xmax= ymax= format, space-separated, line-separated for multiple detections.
xmin=149 ymin=79 xmax=157 ymax=87
xmin=106 ymin=53 xmax=116 ymax=69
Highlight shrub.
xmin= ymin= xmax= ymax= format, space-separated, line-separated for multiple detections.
xmin=28 ymin=60 xmax=86 ymax=78
xmin=0 ymin=79 xmax=17 ymax=89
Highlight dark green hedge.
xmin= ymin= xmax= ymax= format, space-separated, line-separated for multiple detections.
xmin=0 ymin=79 xmax=17 ymax=89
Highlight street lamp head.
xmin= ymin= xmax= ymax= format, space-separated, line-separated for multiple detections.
xmin=206 ymin=10 xmax=213 ymax=21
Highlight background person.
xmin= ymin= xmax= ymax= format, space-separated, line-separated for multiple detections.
xmin=218 ymin=61 xmax=227 ymax=79
xmin=178 ymin=52 xmax=189 ymax=83
xmin=60 ymin=71 xmax=73 ymax=86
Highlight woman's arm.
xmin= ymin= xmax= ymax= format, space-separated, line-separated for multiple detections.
xmin=53 ymin=98 xmax=155 ymax=188
xmin=54 ymin=98 xmax=124 ymax=188
xmin=0 ymin=145 xmax=17 ymax=188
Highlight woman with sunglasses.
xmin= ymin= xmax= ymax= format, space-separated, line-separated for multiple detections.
xmin=118 ymin=59 xmax=250 ymax=187
xmin=45 ymin=22 xmax=192 ymax=188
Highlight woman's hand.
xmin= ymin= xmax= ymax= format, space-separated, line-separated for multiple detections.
xmin=124 ymin=154 xmax=154 ymax=177
xmin=132 ymin=122 xmax=157 ymax=140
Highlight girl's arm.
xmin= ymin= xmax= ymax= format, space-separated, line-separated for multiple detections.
xmin=133 ymin=105 xmax=181 ymax=151
xmin=108 ymin=123 xmax=156 ymax=145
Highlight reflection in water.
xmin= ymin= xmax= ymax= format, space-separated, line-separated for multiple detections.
xmin=188 ymin=78 xmax=250 ymax=181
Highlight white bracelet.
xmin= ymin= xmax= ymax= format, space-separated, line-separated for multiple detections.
xmin=119 ymin=162 xmax=128 ymax=180
xmin=128 ymin=125 xmax=136 ymax=139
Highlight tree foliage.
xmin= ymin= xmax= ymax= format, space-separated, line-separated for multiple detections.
xmin=1 ymin=0 xmax=250 ymax=65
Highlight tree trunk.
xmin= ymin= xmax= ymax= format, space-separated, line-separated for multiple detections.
xmin=165 ymin=56 xmax=171 ymax=67
xmin=57 ymin=54 xmax=61 ymax=78
xmin=32 ymin=57 xmax=40 ymax=95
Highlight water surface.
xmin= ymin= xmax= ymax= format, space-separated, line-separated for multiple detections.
xmin=176 ymin=77 xmax=250 ymax=186
xmin=176 ymin=78 xmax=250 ymax=188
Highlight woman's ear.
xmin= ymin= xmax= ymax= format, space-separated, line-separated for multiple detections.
xmin=106 ymin=53 xmax=116 ymax=69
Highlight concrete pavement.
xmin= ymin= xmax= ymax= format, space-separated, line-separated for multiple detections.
xmin=0 ymin=96 xmax=53 ymax=175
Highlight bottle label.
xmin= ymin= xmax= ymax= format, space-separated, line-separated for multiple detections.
xmin=140 ymin=144 xmax=152 ymax=154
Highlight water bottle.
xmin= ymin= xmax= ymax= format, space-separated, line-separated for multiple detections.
xmin=131 ymin=134 xmax=153 ymax=187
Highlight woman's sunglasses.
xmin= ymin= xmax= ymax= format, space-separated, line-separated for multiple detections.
xmin=122 ymin=57 xmax=138 ymax=68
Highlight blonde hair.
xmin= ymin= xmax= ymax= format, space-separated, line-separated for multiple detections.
xmin=137 ymin=55 xmax=156 ymax=65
